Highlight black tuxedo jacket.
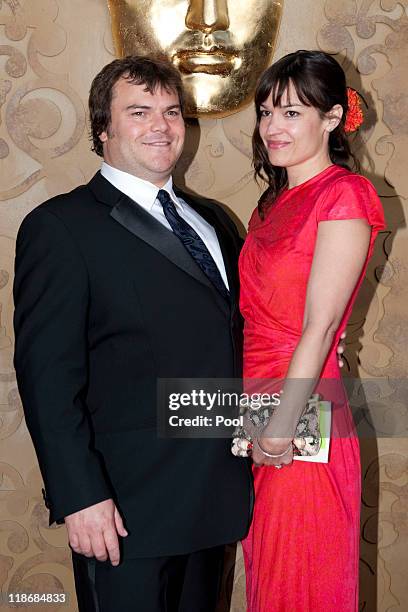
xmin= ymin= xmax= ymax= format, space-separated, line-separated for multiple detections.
xmin=13 ymin=172 xmax=253 ymax=558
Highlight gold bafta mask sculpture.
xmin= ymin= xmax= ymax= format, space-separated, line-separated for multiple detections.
xmin=107 ymin=0 xmax=283 ymax=117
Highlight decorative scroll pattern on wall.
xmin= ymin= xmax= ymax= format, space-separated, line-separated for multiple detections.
xmin=0 ymin=0 xmax=407 ymax=610
xmin=0 ymin=0 xmax=87 ymax=607
xmin=0 ymin=0 xmax=85 ymax=202
xmin=316 ymin=3 xmax=408 ymax=610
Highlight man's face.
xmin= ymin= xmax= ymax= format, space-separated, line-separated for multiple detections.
xmin=108 ymin=0 xmax=283 ymax=117
xmin=100 ymin=78 xmax=185 ymax=186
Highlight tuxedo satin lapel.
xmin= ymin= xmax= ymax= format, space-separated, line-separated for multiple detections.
xmin=110 ymin=195 xmax=214 ymax=291
xmin=176 ymin=190 xmax=238 ymax=305
xmin=89 ymin=172 xmax=230 ymax=314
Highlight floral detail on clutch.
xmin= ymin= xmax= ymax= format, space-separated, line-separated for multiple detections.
xmin=231 ymin=393 xmax=325 ymax=458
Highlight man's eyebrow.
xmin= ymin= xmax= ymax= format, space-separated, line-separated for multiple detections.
xmin=125 ymin=104 xmax=151 ymax=110
xmin=124 ymin=104 xmax=182 ymax=111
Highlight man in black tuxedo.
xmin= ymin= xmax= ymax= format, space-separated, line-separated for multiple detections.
xmin=13 ymin=56 xmax=252 ymax=611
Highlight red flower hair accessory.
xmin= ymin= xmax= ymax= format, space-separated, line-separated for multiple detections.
xmin=344 ymin=87 xmax=364 ymax=133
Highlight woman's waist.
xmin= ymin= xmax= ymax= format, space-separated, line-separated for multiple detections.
xmin=244 ymin=321 xmax=344 ymax=356
xmin=243 ymin=321 xmax=301 ymax=346
xmin=243 ymin=322 xmax=340 ymax=377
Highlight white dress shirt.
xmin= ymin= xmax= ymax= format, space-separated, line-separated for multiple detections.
xmin=100 ymin=162 xmax=229 ymax=290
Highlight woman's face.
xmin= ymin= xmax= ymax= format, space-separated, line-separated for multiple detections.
xmin=258 ymin=83 xmax=333 ymax=173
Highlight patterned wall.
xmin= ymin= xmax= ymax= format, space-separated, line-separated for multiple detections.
xmin=0 ymin=1 xmax=407 ymax=610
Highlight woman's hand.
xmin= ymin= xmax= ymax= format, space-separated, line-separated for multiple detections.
xmin=337 ymin=331 xmax=346 ymax=367
xmin=252 ymin=436 xmax=294 ymax=468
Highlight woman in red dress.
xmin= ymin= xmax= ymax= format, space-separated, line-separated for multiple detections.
xmin=239 ymin=51 xmax=385 ymax=611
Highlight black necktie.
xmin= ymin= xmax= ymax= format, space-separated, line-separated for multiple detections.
xmin=157 ymin=190 xmax=229 ymax=299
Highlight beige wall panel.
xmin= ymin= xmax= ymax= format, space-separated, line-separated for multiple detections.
xmin=0 ymin=1 xmax=406 ymax=610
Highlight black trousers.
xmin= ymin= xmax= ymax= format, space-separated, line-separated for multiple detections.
xmin=72 ymin=545 xmax=225 ymax=612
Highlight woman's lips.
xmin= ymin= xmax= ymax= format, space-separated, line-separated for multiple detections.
xmin=267 ymin=141 xmax=291 ymax=149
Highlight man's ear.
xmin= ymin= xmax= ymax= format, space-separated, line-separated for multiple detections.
xmin=326 ymin=104 xmax=343 ymax=132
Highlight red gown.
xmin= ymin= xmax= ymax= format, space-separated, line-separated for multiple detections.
xmin=239 ymin=165 xmax=385 ymax=612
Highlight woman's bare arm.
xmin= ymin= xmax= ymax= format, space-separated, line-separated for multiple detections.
xmin=255 ymin=218 xmax=371 ymax=465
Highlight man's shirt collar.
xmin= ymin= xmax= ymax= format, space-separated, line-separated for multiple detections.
xmin=100 ymin=162 xmax=183 ymax=212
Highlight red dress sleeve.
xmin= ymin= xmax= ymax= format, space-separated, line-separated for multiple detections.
xmin=316 ymin=174 xmax=386 ymax=232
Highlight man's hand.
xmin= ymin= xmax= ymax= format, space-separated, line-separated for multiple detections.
xmin=65 ymin=498 xmax=128 ymax=566
xmin=337 ymin=331 xmax=347 ymax=368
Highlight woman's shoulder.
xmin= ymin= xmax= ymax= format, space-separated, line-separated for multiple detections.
xmin=316 ymin=166 xmax=385 ymax=230
xmin=319 ymin=165 xmax=378 ymax=198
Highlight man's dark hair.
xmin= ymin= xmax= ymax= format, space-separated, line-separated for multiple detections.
xmin=89 ymin=55 xmax=184 ymax=157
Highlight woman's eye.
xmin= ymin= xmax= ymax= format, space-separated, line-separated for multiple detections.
xmin=285 ymin=110 xmax=299 ymax=118
xmin=260 ymin=110 xmax=271 ymax=117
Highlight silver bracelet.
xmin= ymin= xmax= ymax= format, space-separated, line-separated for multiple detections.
xmin=256 ymin=438 xmax=293 ymax=458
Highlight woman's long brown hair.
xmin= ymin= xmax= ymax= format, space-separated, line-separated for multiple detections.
xmin=253 ymin=50 xmax=360 ymax=218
